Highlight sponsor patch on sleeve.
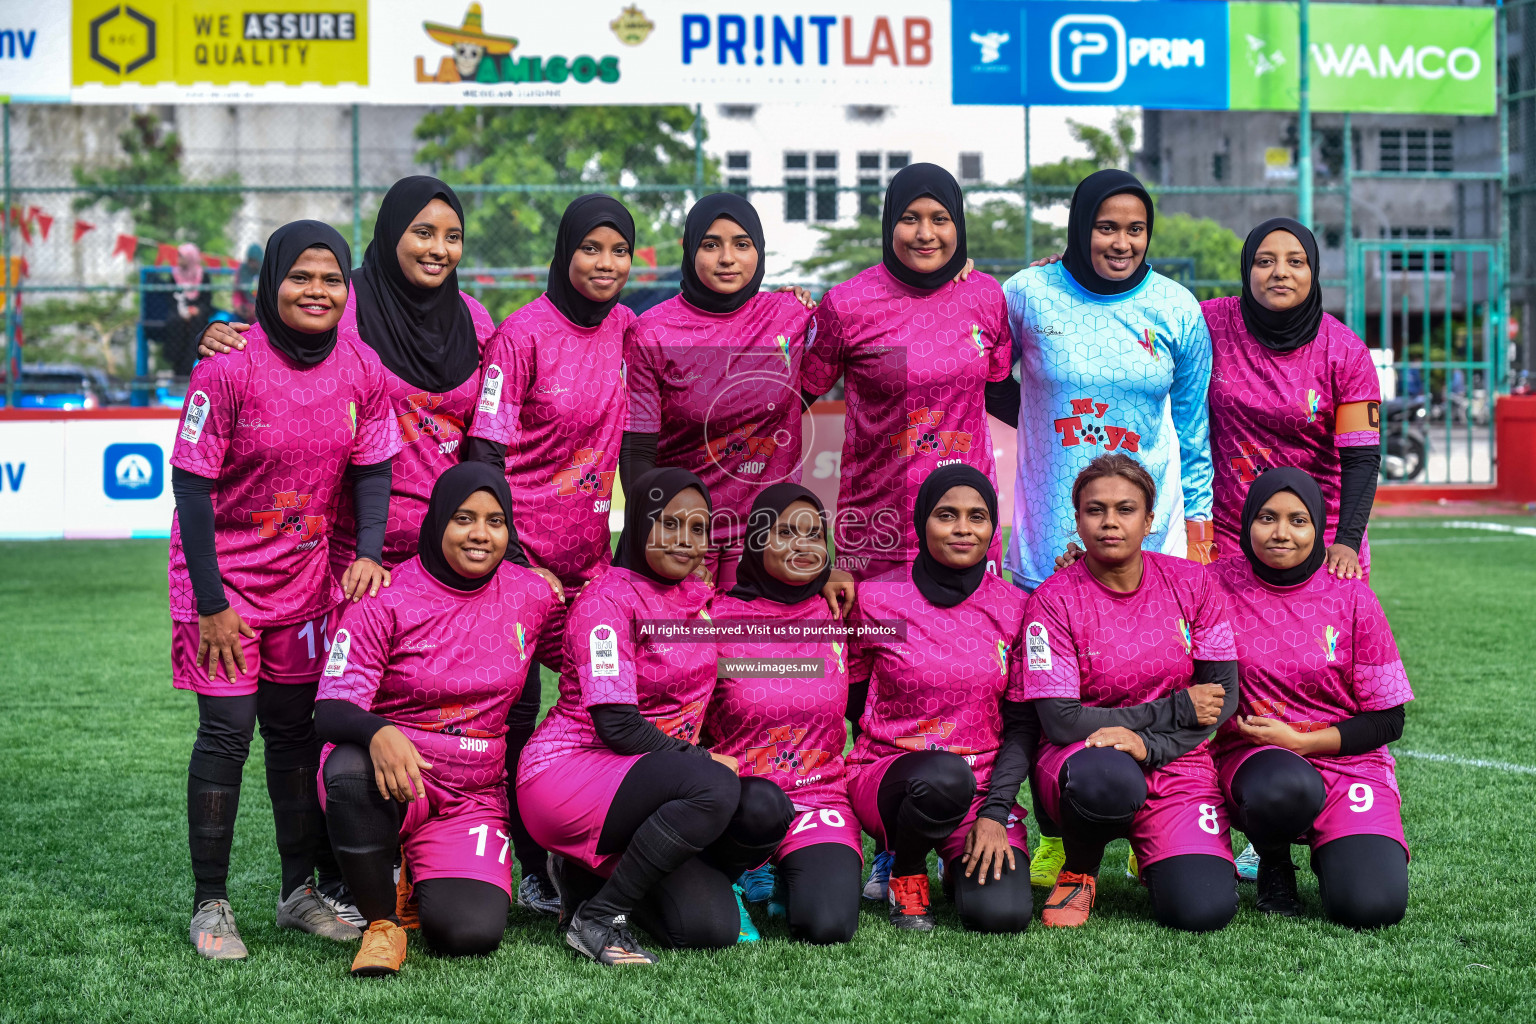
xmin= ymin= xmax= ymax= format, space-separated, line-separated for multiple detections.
xmin=478 ymin=365 xmax=504 ymax=415
xmin=1025 ymin=621 xmax=1052 ymax=672
xmin=180 ymin=390 xmax=211 ymax=443
xmin=323 ymin=629 xmax=351 ymax=677
xmin=589 ymin=624 xmax=620 ymax=677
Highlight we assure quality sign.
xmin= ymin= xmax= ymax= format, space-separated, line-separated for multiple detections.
xmin=950 ymin=0 xmax=1496 ymax=115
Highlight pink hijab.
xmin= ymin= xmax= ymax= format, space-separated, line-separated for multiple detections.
xmin=172 ymin=243 xmax=204 ymax=300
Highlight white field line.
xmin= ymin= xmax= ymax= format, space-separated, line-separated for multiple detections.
xmin=1371 ymin=537 xmax=1523 ymax=545
xmin=1372 ymin=519 xmax=1536 ymax=538
xmin=1394 ymin=749 xmax=1536 ymax=776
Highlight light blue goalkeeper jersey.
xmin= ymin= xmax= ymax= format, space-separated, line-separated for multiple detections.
xmin=1003 ymin=261 xmax=1213 ymax=590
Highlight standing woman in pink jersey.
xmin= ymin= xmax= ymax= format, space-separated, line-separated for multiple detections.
xmin=1211 ymin=468 xmax=1411 ymax=927
xmin=518 ymin=469 xmax=794 ymax=965
xmin=803 ymin=164 xmax=1015 ymax=580
xmin=1205 ymin=219 xmax=1380 ymax=579
xmin=464 ymin=194 xmax=637 ymax=914
xmin=1021 ymin=454 xmax=1240 ymax=932
xmin=620 ymin=193 xmax=818 ymax=591
xmin=703 ymin=483 xmax=861 ymax=944
xmin=315 ymin=464 xmax=561 ymax=977
xmin=170 ymin=221 xmax=402 ymax=959
xmin=844 ymin=465 xmax=1034 ymax=934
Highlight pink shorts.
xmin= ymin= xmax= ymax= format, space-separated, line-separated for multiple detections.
xmin=847 ymin=753 xmax=1027 ymax=866
xmin=1217 ymin=745 xmax=1408 ymax=857
xmin=1035 ymin=741 xmax=1234 ymax=869
xmin=516 ymin=748 xmax=642 ymax=877
xmin=171 ymin=607 xmax=337 ymax=696
xmin=777 ymin=792 xmax=865 ymax=863
xmin=318 ymin=738 xmax=513 ymax=897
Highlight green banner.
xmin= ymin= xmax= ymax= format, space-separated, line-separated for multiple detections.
xmin=1229 ymin=2 xmax=1495 ymax=115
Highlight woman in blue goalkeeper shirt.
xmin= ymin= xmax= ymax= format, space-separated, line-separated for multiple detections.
xmin=999 ymin=169 xmax=1215 ymax=887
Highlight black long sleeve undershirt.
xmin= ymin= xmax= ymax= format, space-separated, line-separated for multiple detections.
xmin=314 ymin=698 xmax=391 ymax=749
xmin=461 ymin=435 xmax=505 ymax=468
xmin=1334 ymin=444 xmax=1381 ymax=552
xmin=171 ymin=467 xmax=227 ymax=616
xmin=983 ymin=379 xmax=1021 ymax=429
xmin=1334 ymin=704 xmax=1405 ymax=756
xmin=846 ymin=680 xmax=869 ymax=740
xmin=591 ymin=703 xmax=712 ymax=758
xmin=1137 ymin=659 xmax=1241 ymax=771
xmin=348 ymin=459 xmax=393 ymax=565
xmin=1032 ymin=690 xmax=1187 ymax=747
xmin=618 ymin=430 xmax=658 ymax=498
xmin=977 ymin=699 xmax=1038 ymax=824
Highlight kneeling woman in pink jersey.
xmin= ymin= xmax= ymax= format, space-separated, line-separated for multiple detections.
xmin=703 ymin=483 xmax=860 ymax=944
xmin=518 ymin=469 xmax=794 ymax=965
xmin=1211 ymin=468 xmax=1412 ymax=927
xmin=170 ymin=221 xmax=401 ymax=959
xmin=846 ymin=464 xmax=1033 ymax=934
xmin=315 ymin=463 xmax=561 ymax=976
xmin=1022 ymin=453 xmax=1240 ymax=931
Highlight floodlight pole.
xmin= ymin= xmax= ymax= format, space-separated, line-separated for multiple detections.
xmin=1297 ymin=0 xmax=1314 ymax=228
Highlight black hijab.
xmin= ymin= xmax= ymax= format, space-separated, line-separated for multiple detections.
xmin=1061 ymin=169 xmax=1155 ymax=297
xmin=417 ymin=462 xmax=516 ymax=593
xmin=1240 ymin=217 xmax=1324 ymax=354
xmin=256 ymin=220 xmax=352 ymax=367
xmin=547 ymin=193 xmax=636 ymax=329
xmin=612 ymin=467 xmax=712 ymax=587
xmin=1240 ymin=467 xmax=1328 ymax=588
xmin=679 ymin=193 xmax=766 ymax=316
xmin=728 ymin=483 xmax=833 ymax=605
xmin=352 ymin=176 xmax=479 ymax=394
xmin=881 ymin=162 xmax=969 ymax=291
xmin=912 ymin=464 xmax=998 ymax=608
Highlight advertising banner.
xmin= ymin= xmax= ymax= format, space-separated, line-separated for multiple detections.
xmin=0 ymin=7 xmax=71 ymax=102
xmin=70 ymin=0 xmax=368 ymax=103
xmin=951 ymin=0 xmax=1229 ymax=108
xmin=1228 ymin=2 xmax=1495 ymax=115
xmin=368 ymin=1 xmax=950 ymax=105
xmin=0 ymin=420 xmax=66 ymax=540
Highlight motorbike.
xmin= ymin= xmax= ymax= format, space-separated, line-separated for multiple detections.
xmin=1380 ymin=396 xmax=1429 ymax=482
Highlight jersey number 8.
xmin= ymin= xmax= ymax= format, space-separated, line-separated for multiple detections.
xmin=1196 ymin=803 xmax=1222 ymax=835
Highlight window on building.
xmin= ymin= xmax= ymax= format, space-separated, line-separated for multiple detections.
xmin=858 ymin=152 xmax=882 ymax=219
xmin=727 ymin=152 xmax=750 ymax=170
xmin=1211 ymin=153 xmax=1227 ymax=182
xmin=726 ymin=152 xmax=751 ymax=197
xmin=1386 ymin=226 xmax=1454 ymax=272
xmin=784 ymin=152 xmax=808 ymax=222
xmin=959 ymin=152 xmax=983 ymax=183
xmin=1318 ymin=127 xmax=1364 ymax=178
xmin=812 ymin=152 xmax=838 ymax=222
xmin=887 ymin=152 xmax=910 ymax=171
xmin=1323 ymin=225 xmax=1344 ymax=250
xmin=1380 ymin=129 xmax=1453 ymax=173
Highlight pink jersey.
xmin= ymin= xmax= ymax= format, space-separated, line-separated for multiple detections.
xmin=846 ymin=568 xmax=1025 ymax=793
xmin=517 ymin=566 xmax=716 ymax=786
xmin=626 ymin=292 xmax=813 ymax=566
xmin=330 ymin=291 xmax=497 ymax=571
xmin=1203 ymin=297 xmax=1381 ymax=569
xmin=168 ymin=325 xmax=402 ymax=626
xmin=1020 ymin=554 xmax=1238 ymax=765
xmin=704 ymin=594 xmax=851 ymax=812
xmin=1209 ymin=557 xmax=1413 ymax=767
xmin=470 ymin=294 xmax=634 ymax=584
xmin=804 ymin=266 xmax=1012 ymax=570
xmin=318 ymin=557 xmax=559 ymax=792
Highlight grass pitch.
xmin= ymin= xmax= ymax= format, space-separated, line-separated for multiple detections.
xmin=1 ymin=517 xmax=1533 ymax=1023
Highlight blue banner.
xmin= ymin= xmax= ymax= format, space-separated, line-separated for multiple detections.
xmin=951 ymin=0 xmax=1229 ymax=108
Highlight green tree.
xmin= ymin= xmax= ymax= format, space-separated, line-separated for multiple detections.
xmin=1029 ymin=108 xmax=1140 ymax=206
xmin=21 ymin=294 xmax=139 ymax=374
xmin=413 ymin=106 xmax=714 ymax=316
xmin=73 ymin=113 xmax=243 ymax=253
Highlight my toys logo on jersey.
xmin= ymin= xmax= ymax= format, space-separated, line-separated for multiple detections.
xmin=1249 ymin=698 xmax=1330 ymax=734
xmin=1053 ymin=396 xmax=1141 ymax=452
xmin=699 ymin=421 xmax=778 ymax=474
xmin=414 ymin=3 xmax=620 ymax=87
xmin=553 ymin=447 xmax=617 ymax=512
xmin=251 ymin=490 xmax=325 ymax=547
xmin=1230 ymin=440 xmax=1274 ymax=484
xmin=888 ymin=407 xmax=973 ymax=460
xmin=398 ymin=392 xmax=465 ymax=456
xmin=894 ymin=718 xmax=976 ymax=757
xmin=657 ymin=700 xmax=705 ymax=743
xmin=743 ymin=725 xmax=834 ymax=778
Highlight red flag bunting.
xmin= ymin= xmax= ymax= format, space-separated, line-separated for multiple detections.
xmin=73 ymin=220 xmax=96 ymax=243
xmin=474 ymin=274 xmax=495 ymax=285
xmin=11 ymin=207 xmax=31 ymax=245
xmin=28 ymin=207 xmax=52 ymax=242
xmin=636 ymin=245 xmax=658 ymax=268
xmin=112 ymin=234 xmax=139 ymax=260
xmin=155 ymin=243 xmax=178 ymax=266
xmin=201 ymin=254 xmax=224 ymax=269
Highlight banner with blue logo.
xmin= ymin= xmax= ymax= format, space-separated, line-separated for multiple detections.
xmin=952 ymin=0 xmax=1229 ymax=108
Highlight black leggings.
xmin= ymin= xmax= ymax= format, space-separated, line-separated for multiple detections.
xmin=321 ymin=744 xmax=510 ymax=956
xmin=504 ymin=661 xmax=547 ymax=879
xmin=187 ymin=681 xmax=338 ymax=910
xmin=562 ymin=753 xmax=792 ymax=949
xmin=1231 ymin=748 xmax=1408 ymax=928
xmin=778 ymin=843 xmax=862 ymax=945
xmin=877 ymin=751 xmax=1031 ymax=933
xmin=1055 ymin=746 xmax=1234 ymax=932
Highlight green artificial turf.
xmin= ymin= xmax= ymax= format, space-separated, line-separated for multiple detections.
xmin=1 ymin=518 xmax=1533 ymax=1023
